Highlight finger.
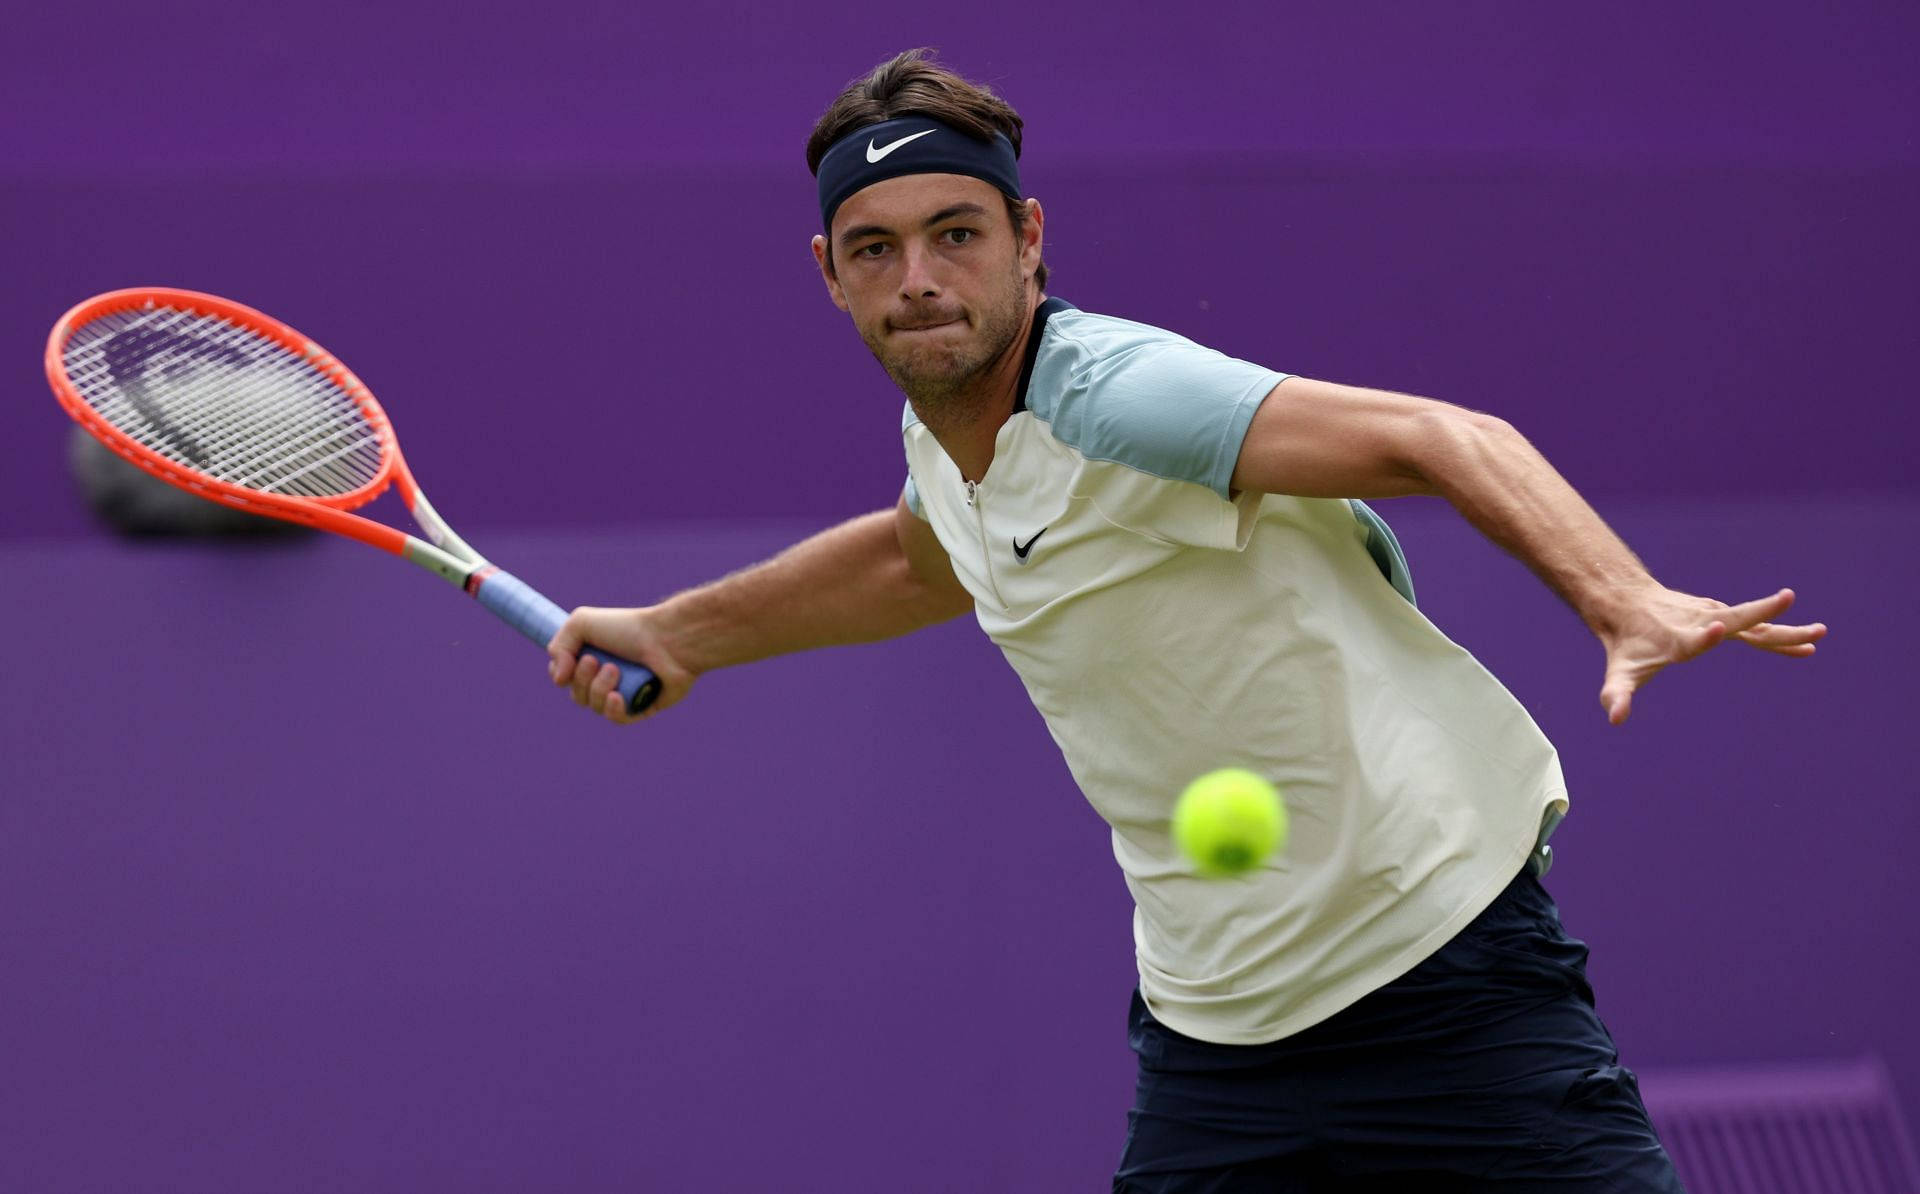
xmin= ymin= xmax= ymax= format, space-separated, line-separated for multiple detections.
xmin=602 ymin=689 xmax=636 ymax=724
xmin=548 ymin=633 xmax=578 ymax=685
xmin=1737 ymin=621 xmax=1828 ymax=649
xmin=1748 ymin=640 xmax=1819 ymax=657
xmin=1693 ymin=620 xmax=1728 ymax=654
xmin=570 ymin=657 xmax=601 ymax=706
xmin=1717 ymin=588 xmax=1796 ymax=634
xmin=588 ymin=659 xmax=622 ymax=714
xmin=548 ymin=608 xmax=591 ymax=685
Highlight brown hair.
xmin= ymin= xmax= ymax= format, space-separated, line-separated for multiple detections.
xmin=807 ymin=48 xmax=1048 ymax=292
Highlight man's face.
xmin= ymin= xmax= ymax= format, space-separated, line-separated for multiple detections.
xmin=812 ymin=173 xmax=1042 ymax=403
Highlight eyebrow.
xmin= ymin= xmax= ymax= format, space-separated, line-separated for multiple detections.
xmin=837 ymin=202 xmax=992 ymax=250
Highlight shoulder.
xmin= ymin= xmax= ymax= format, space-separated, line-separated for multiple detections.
xmin=1029 ymin=309 xmax=1204 ymax=387
xmin=1025 ymin=307 xmax=1288 ymax=498
xmin=1040 ymin=306 xmax=1192 ymax=349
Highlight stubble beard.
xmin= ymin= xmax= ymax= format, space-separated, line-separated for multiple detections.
xmin=862 ymin=265 xmax=1029 ymax=432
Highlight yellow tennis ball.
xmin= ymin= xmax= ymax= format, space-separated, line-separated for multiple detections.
xmin=1172 ymin=769 xmax=1288 ymax=877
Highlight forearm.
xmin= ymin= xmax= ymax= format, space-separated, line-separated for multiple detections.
xmin=1418 ymin=414 xmax=1659 ymax=635
xmin=653 ymin=509 xmax=970 ymax=674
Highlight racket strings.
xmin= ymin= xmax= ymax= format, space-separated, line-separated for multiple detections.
xmin=61 ymin=306 xmax=388 ymax=498
xmin=110 ymin=312 xmax=352 ymax=479
xmin=66 ymin=309 xmax=378 ymax=497
xmin=70 ymin=308 xmax=382 ymax=496
xmin=82 ymin=316 xmax=359 ymax=491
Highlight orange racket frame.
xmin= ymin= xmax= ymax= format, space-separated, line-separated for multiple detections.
xmin=45 ymin=286 xmax=660 ymax=713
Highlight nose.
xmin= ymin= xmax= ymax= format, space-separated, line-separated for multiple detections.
xmin=898 ymin=239 xmax=941 ymax=300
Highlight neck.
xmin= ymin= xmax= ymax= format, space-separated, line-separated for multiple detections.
xmin=907 ymin=291 xmax=1042 ymax=484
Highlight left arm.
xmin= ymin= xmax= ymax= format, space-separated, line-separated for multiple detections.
xmin=1229 ymin=376 xmax=1827 ymax=724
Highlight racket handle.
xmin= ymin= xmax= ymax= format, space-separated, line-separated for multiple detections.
xmin=470 ymin=568 xmax=662 ymax=715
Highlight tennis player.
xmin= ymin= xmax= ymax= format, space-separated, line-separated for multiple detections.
xmin=548 ymin=50 xmax=1825 ymax=1191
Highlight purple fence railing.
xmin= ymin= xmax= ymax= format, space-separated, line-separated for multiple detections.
xmin=1640 ymin=1058 xmax=1920 ymax=1194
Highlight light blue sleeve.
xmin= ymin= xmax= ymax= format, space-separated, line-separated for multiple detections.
xmin=900 ymin=401 xmax=927 ymax=518
xmin=1026 ymin=313 xmax=1288 ymax=499
xmin=1026 ymin=313 xmax=1415 ymax=603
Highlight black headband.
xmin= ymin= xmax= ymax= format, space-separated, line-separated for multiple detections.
xmin=815 ymin=117 xmax=1022 ymax=230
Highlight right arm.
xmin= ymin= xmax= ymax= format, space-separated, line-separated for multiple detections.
xmin=1230 ymin=376 xmax=1824 ymax=723
xmin=547 ymin=496 xmax=975 ymax=723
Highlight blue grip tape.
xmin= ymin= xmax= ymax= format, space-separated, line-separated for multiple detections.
xmin=472 ymin=569 xmax=661 ymax=714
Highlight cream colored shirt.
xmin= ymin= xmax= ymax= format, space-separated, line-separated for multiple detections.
xmin=903 ymin=300 xmax=1568 ymax=1044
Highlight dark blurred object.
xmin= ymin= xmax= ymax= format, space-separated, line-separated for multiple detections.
xmin=67 ymin=424 xmax=315 ymax=538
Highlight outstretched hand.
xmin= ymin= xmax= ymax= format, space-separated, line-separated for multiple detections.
xmin=1597 ymin=587 xmax=1826 ymax=726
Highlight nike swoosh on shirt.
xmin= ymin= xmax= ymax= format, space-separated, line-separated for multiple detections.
xmin=1012 ymin=528 xmax=1048 ymax=562
xmin=866 ymin=129 xmax=937 ymax=163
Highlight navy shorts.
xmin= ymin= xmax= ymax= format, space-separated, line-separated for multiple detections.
xmin=1114 ymin=868 xmax=1685 ymax=1192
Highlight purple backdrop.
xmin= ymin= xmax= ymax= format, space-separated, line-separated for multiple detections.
xmin=3 ymin=3 xmax=1914 ymax=1190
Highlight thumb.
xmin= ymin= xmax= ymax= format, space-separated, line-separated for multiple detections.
xmin=1601 ymin=686 xmax=1632 ymax=726
xmin=1599 ymin=659 xmax=1636 ymax=726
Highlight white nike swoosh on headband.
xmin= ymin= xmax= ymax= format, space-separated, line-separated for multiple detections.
xmin=866 ymin=129 xmax=937 ymax=163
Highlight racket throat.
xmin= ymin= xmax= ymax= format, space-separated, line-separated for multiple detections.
xmin=402 ymin=535 xmax=488 ymax=588
xmin=407 ymin=490 xmax=483 ymax=562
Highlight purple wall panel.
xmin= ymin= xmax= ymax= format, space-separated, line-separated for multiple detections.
xmin=7 ymin=163 xmax=1914 ymax=541
xmin=6 ymin=2 xmax=1916 ymax=540
xmin=5 ymin=4 xmax=1915 ymax=170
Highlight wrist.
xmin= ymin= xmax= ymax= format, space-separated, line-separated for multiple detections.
xmin=648 ymin=593 xmax=718 ymax=678
xmin=1581 ymin=577 xmax=1664 ymax=639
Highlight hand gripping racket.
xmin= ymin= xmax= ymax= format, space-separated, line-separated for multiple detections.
xmin=45 ymin=287 xmax=662 ymax=714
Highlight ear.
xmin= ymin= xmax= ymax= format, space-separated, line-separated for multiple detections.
xmin=1016 ymin=197 xmax=1045 ymax=282
xmin=811 ymin=235 xmax=850 ymax=312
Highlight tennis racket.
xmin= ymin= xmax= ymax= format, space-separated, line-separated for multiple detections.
xmin=45 ymin=286 xmax=661 ymax=714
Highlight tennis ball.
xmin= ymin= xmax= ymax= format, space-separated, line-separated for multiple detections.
xmin=1172 ymin=769 xmax=1287 ymax=877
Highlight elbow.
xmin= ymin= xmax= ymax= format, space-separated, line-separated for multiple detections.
xmin=1409 ymin=408 xmax=1516 ymax=493
xmin=1469 ymin=411 xmax=1519 ymax=439
xmin=892 ymin=544 xmax=974 ymax=620
xmin=1434 ymin=404 xmax=1515 ymax=439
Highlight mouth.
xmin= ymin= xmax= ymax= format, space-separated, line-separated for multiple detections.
xmin=891 ymin=317 xmax=965 ymax=334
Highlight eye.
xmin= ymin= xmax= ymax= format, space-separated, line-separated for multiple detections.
xmin=853 ymin=242 xmax=888 ymax=259
xmin=943 ymin=227 xmax=977 ymax=245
